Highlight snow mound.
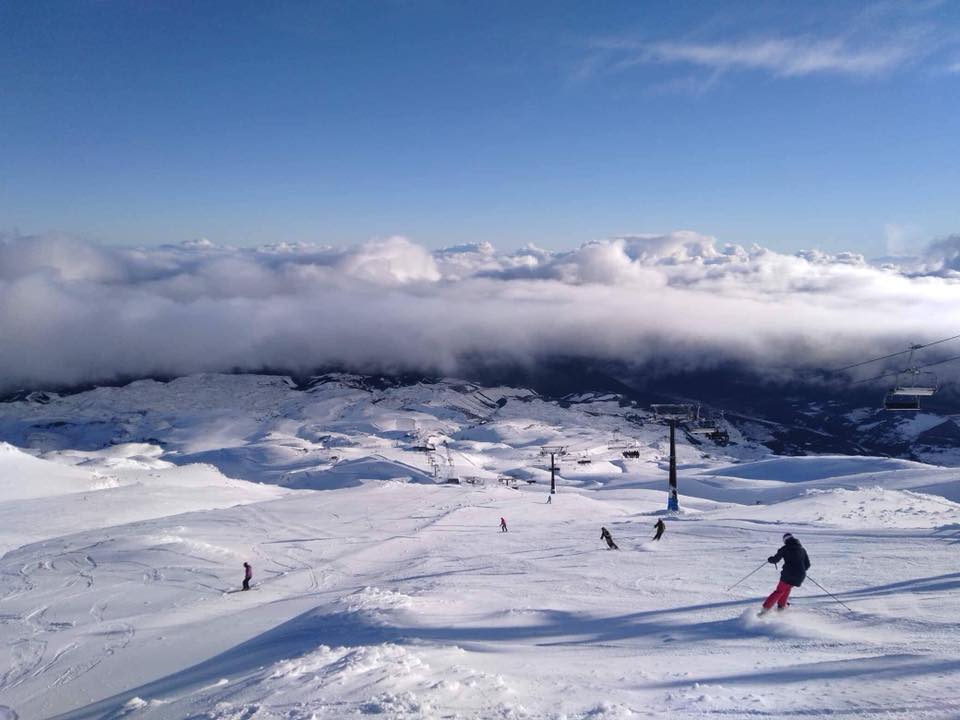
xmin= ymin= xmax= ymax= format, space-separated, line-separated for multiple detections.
xmin=342 ymin=586 xmax=416 ymax=613
xmin=726 ymin=486 xmax=960 ymax=529
xmin=130 ymin=642 xmax=520 ymax=720
xmin=706 ymin=455 xmax=922 ymax=483
xmin=0 ymin=442 xmax=105 ymax=501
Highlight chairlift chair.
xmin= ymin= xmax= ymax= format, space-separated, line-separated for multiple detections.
xmin=651 ymin=403 xmax=695 ymax=421
xmin=889 ymin=374 xmax=938 ymax=397
xmin=708 ymin=429 xmax=730 ymax=444
xmin=889 ymin=364 xmax=938 ymax=397
xmin=884 ymin=368 xmax=937 ymax=410
xmin=686 ymin=404 xmax=719 ymax=435
xmin=688 ymin=424 xmax=719 ymax=435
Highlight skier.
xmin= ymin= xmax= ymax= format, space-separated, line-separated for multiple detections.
xmin=500 ymin=517 xmax=508 ymax=532
xmin=546 ymin=495 xmax=552 ymax=504
xmin=653 ymin=518 xmax=666 ymax=541
xmin=759 ymin=533 xmax=810 ymax=614
xmin=242 ymin=561 xmax=252 ymax=591
xmin=600 ymin=526 xmax=619 ymax=550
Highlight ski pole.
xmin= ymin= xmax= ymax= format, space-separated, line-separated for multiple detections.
xmin=726 ymin=560 xmax=769 ymax=591
xmin=806 ymin=574 xmax=855 ymax=613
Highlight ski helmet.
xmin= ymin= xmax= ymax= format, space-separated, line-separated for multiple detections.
xmin=782 ymin=533 xmax=793 ymax=541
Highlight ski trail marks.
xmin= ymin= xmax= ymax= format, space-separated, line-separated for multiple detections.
xmin=53 ymin=621 xmax=135 ymax=688
xmin=0 ymin=638 xmax=47 ymax=691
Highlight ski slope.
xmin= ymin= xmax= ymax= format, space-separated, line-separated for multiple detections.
xmin=0 ymin=374 xmax=958 ymax=719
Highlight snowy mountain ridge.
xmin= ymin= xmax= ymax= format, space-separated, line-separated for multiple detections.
xmin=0 ymin=370 xmax=957 ymax=476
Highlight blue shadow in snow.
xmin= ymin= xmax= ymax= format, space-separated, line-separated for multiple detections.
xmin=53 ymin=596 xmax=763 ymax=719
xmin=54 ymin=569 xmax=960 ymax=720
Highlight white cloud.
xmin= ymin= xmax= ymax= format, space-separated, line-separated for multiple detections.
xmin=0 ymin=231 xmax=958 ymax=391
xmin=582 ymin=10 xmax=951 ymax=85
xmin=635 ymin=36 xmax=914 ymax=78
xmin=883 ymin=223 xmax=926 ymax=258
xmin=337 ymin=236 xmax=441 ymax=285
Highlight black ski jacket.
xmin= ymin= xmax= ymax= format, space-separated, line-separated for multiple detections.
xmin=768 ymin=537 xmax=810 ymax=587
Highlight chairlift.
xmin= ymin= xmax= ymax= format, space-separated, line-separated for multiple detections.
xmin=687 ymin=404 xmax=721 ymax=435
xmin=882 ymin=368 xmax=937 ymax=411
xmin=837 ymin=339 xmax=955 ymax=411
xmin=689 ymin=423 xmax=728 ymax=446
xmin=651 ymin=403 xmax=695 ymax=420
xmin=708 ymin=429 xmax=730 ymax=444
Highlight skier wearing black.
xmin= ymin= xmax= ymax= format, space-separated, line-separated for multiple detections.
xmin=760 ymin=533 xmax=810 ymax=613
xmin=600 ymin=526 xmax=619 ymax=550
xmin=653 ymin=519 xmax=665 ymax=541
xmin=242 ymin=562 xmax=252 ymax=591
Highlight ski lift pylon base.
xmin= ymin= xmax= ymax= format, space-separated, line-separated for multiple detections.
xmin=667 ymin=491 xmax=679 ymax=512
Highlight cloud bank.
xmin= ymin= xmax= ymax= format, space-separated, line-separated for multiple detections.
xmin=1 ymin=231 xmax=959 ymax=392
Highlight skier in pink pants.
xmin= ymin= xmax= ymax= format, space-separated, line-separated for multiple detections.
xmin=760 ymin=533 xmax=810 ymax=614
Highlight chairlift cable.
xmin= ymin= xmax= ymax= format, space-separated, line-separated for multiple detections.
xmin=833 ymin=348 xmax=916 ymax=373
xmin=916 ymin=352 xmax=960 ymax=370
xmin=850 ymin=352 xmax=960 ymax=386
xmin=850 ymin=371 xmax=900 ymax=386
xmin=916 ymin=333 xmax=960 ymax=351
xmin=833 ymin=332 xmax=960 ymax=373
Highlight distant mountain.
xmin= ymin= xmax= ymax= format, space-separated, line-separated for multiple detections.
xmin=0 ymin=364 xmax=957 ymax=469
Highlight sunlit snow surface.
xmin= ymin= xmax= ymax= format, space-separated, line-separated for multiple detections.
xmin=0 ymin=374 xmax=958 ymax=719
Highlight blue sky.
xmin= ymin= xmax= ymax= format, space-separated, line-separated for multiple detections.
xmin=2 ymin=0 xmax=959 ymax=255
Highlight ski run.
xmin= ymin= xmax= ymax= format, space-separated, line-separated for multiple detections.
xmin=0 ymin=373 xmax=958 ymax=719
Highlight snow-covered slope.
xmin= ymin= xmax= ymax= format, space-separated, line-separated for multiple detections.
xmin=0 ymin=440 xmax=286 ymax=555
xmin=0 ymin=373 xmax=959 ymax=719
xmin=0 ymin=442 xmax=106 ymax=502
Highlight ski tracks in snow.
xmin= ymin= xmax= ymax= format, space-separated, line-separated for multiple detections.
xmin=0 ymin=554 xmax=136 ymax=703
xmin=6 ymin=481 xmax=960 ymax=718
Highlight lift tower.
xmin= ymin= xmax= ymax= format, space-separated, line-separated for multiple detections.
xmin=651 ymin=404 xmax=695 ymax=512
xmin=539 ymin=446 xmax=567 ymax=495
